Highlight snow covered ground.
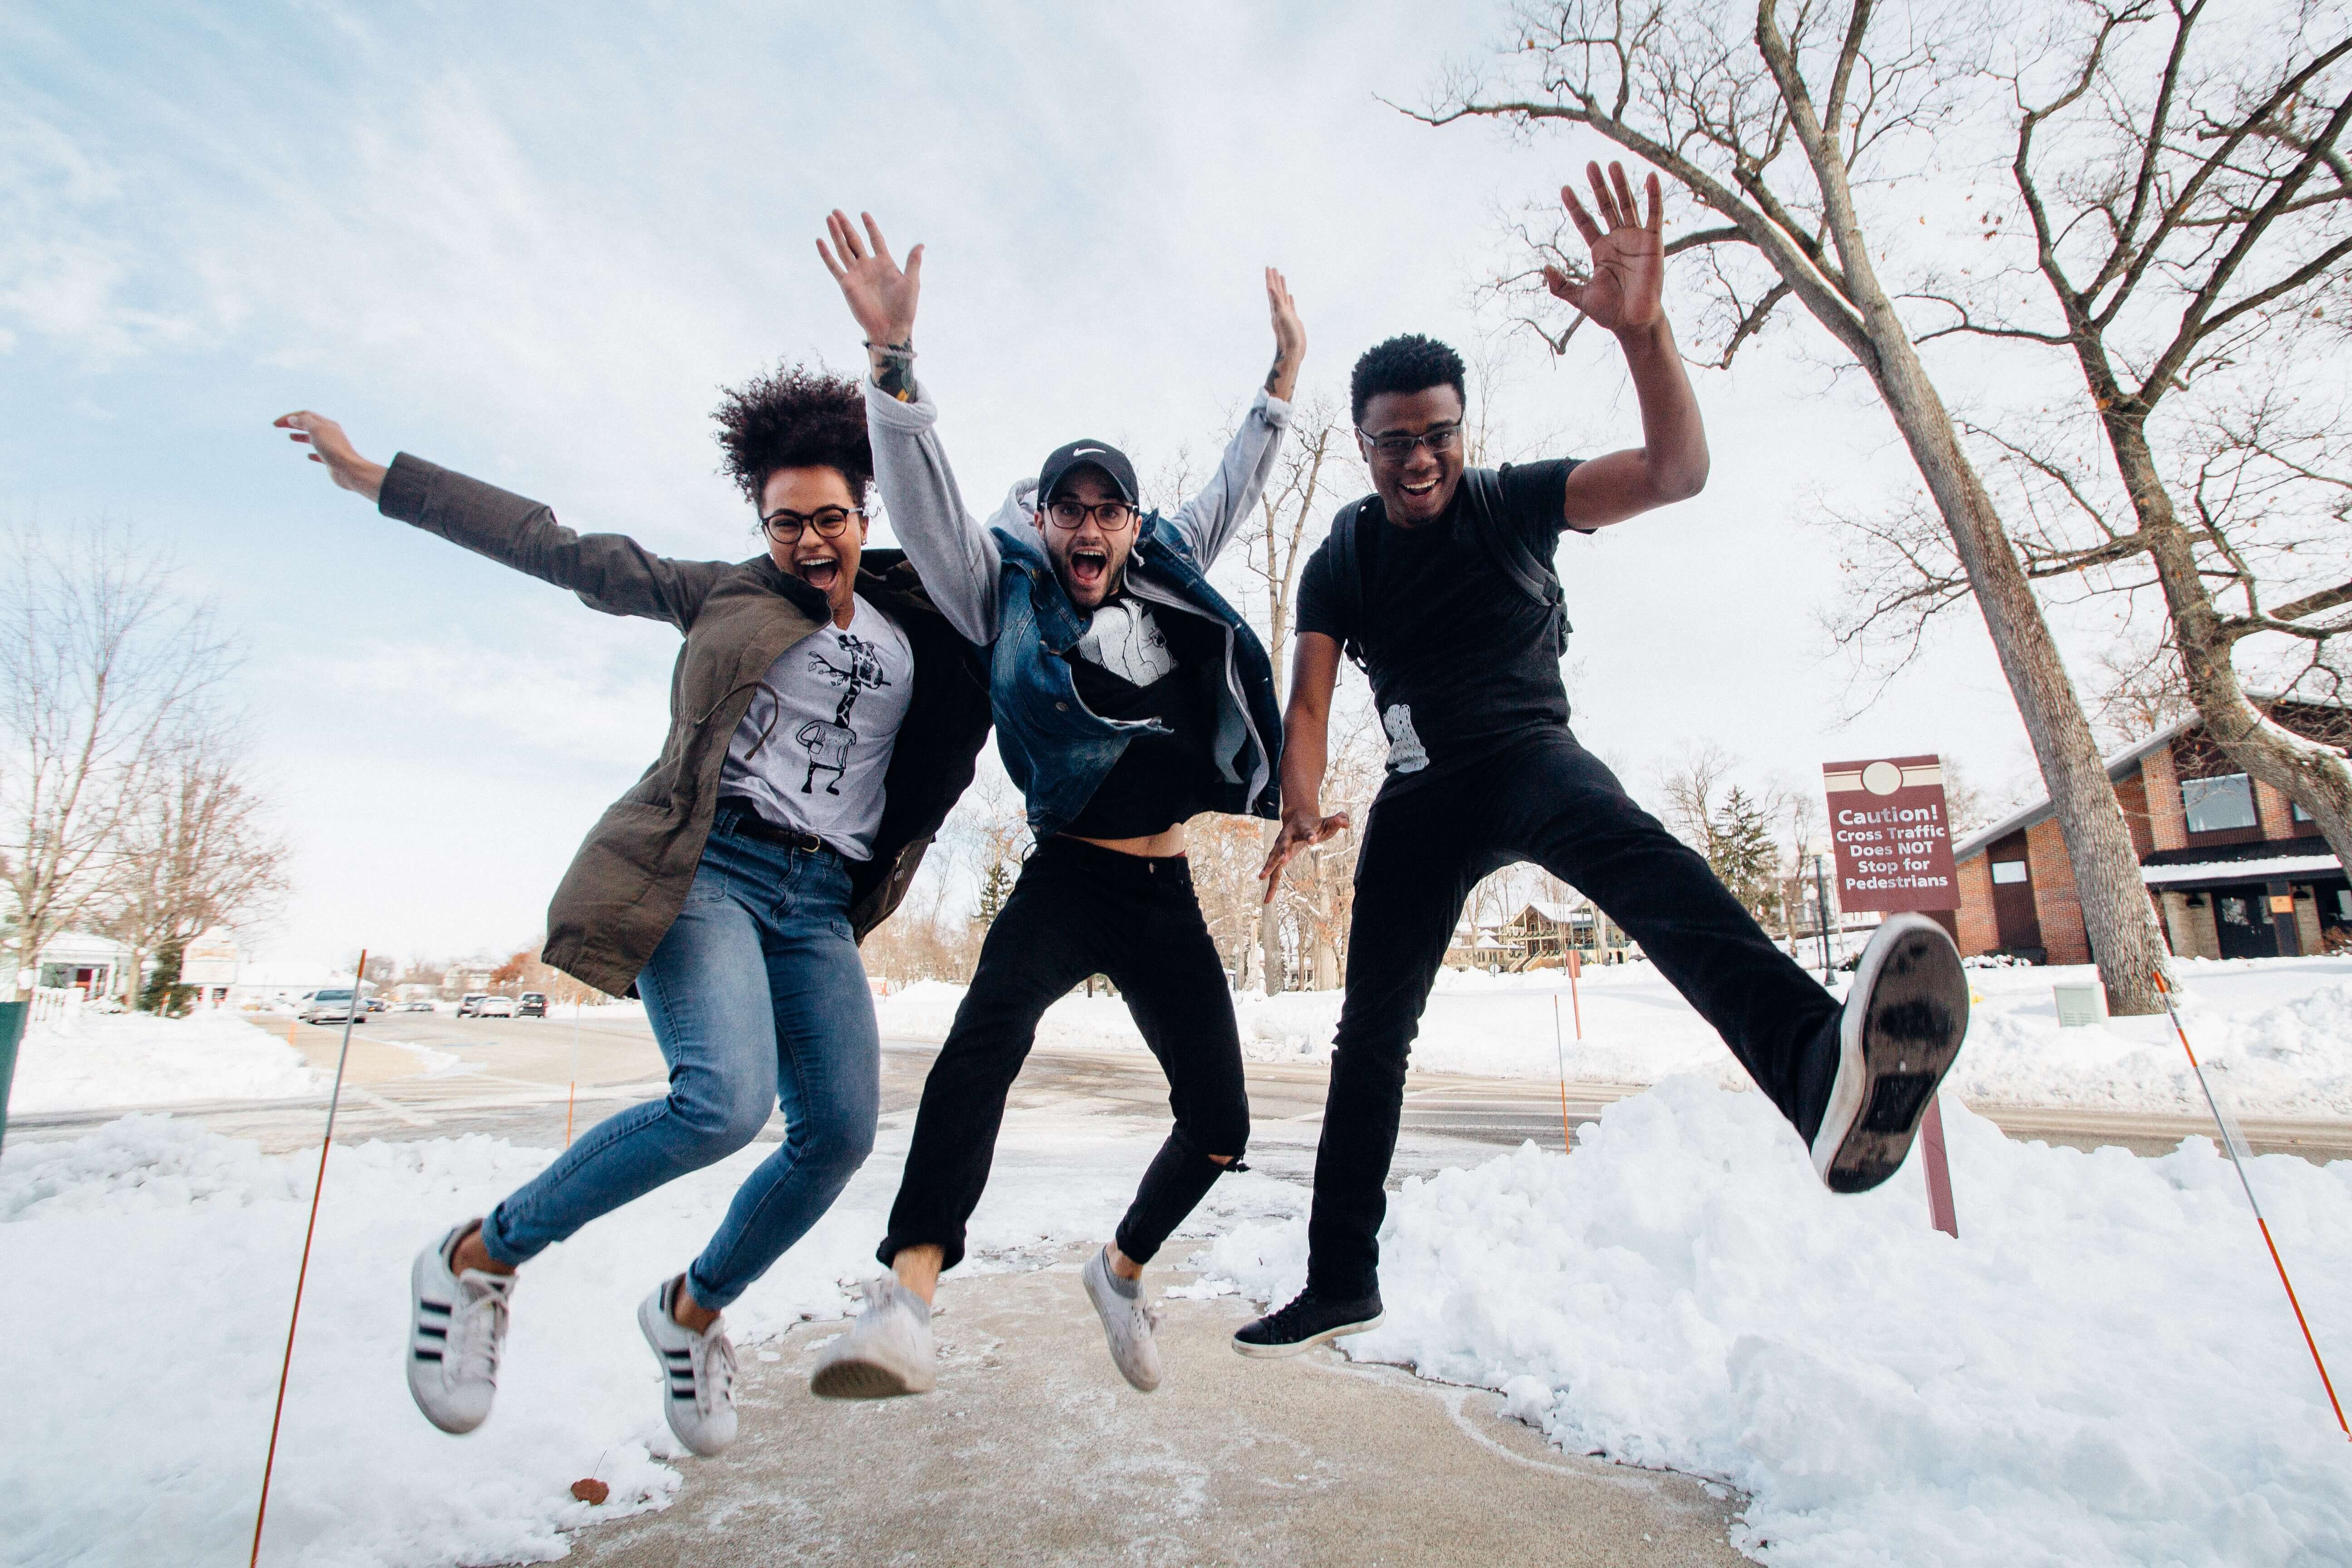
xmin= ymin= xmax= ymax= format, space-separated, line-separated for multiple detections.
xmin=8 ymin=1009 xmax=319 ymax=1114
xmin=1202 ymin=1078 xmax=2352 ymax=1567
xmin=0 ymin=1106 xmax=1297 ymax=1568
xmin=878 ymin=955 xmax=2352 ymax=1117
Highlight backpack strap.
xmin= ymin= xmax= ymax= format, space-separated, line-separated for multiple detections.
xmin=1327 ymin=495 xmax=1376 ymax=671
xmin=1459 ymin=466 xmax=1572 ymax=659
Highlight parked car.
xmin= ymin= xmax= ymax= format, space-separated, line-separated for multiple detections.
xmin=297 ymin=988 xmax=368 ymax=1026
xmin=364 ymin=995 xmax=390 ymax=1013
xmin=401 ymin=999 xmax=436 ymax=1012
xmin=457 ymin=993 xmax=490 ymax=1018
xmin=476 ymin=995 xmax=519 ymax=1019
xmin=517 ymin=992 xmax=547 ymax=1018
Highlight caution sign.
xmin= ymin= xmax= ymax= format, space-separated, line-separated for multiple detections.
xmin=1823 ymin=755 xmax=1958 ymax=913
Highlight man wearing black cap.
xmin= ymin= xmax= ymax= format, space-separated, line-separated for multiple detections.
xmin=808 ymin=211 xmax=1302 ymax=1398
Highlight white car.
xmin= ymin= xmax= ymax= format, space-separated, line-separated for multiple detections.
xmin=297 ymin=988 xmax=368 ymax=1025
xmin=476 ymin=995 xmax=518 ymax=1019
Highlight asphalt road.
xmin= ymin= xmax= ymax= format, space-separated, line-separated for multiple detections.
xmin=16 ymin=1008 xmax=2352 ymax=1168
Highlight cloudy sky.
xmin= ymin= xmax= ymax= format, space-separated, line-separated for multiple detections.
xmin=5 ymin=1 xmax=2087 ymax=966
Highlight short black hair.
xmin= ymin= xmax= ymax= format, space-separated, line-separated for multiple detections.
xmin=1349 ymin=334 xmax=1467 ymax=426
xmin=713 ymin=362 xmax=872 ymax=507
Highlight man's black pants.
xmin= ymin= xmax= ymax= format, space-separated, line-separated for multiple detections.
xmin=1308 ymin=726 xmax=1840 ymax=1299
xmin=881 ymin=835 xmax=1249 ymax=1272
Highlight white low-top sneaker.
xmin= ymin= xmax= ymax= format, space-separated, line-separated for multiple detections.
xmin=1082 ymin=1245 xmax=1163 ymax=1393
xmin=808 ymin=1277 xmax=937 ymax=1399
xmin=638 ymin=1277 xmax=738 ymax=1457
xmin=406 ymin=1222 xmax=514 ymax=1435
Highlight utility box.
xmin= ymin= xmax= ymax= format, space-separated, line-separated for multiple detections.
xmin=2053 ymin=981 xmax=2108 ymax=1028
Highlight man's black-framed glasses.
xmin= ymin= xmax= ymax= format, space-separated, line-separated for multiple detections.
xmin=1044 ymin=498 xmax=1140 ymax=531
xmin=1358 ymin=423 xmax=1464 ymax=461
xmin=760 ymin=505 xmax=862 ymax=543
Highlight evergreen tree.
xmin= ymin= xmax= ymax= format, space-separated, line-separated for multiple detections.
xmin=976 ymin=858 xmax=1014 ymax=925
xmin=1708 ymin=786 xmax=1779 ymax=922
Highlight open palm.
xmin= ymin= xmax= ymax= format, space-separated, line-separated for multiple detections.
xmin=818 ymin=210 xmax=922 ymax=344
xmin=1544 ymin=162 xmax=1665 ymax=334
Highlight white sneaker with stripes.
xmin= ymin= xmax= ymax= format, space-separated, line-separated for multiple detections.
xmin=406 ymin=1222 xmax=514 ymax=1435
xmin=638 ymin=1277 xmax=738 ymax=1457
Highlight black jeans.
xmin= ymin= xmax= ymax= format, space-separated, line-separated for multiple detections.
xmin=881 ymin=836 xmax=1250 ymax=1272
xmin=1308 ymin=726 xmax=1840 ymax=1299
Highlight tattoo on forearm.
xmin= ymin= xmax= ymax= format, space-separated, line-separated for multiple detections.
xmin=866 ymin=339 xmax=916 ymax=402
xmin=1264 ymin=353 xmax=1286 ymax=395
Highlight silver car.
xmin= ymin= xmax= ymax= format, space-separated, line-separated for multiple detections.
xmin=297 ymin=988 xmax=367 ymax=1026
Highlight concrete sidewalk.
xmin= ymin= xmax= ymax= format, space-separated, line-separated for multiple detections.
xmin=569 ymin=1260 xmax=1747 ymax=1568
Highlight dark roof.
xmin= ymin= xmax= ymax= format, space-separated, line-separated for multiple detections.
xmin=2140 ymin=835 xmax=2333 ymax=868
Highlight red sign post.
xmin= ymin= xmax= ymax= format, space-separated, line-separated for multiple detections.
xmin=1822 ymin=754 xmax=1961 ymax=1238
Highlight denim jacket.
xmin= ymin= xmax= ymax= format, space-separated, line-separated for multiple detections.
xmin=865 ymin=378 xmax=1289 ymax=837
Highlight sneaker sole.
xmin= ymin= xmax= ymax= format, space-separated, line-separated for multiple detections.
xmin=1082 ymin=1255 xmax=1161 ymax=1393
xmin=809 ymin=1352 xmax=932 ymax=1400
xmin=1230 ymin=1311 xmax=1385 ymax=1360
xmin=1811 ymin=913 xmax=1970 ymax=1195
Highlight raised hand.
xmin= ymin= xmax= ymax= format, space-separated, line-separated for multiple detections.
xmin=1264 ymin=267 xmax=1305 ymax=402
xmin=1544 ymin=161 xmax=1665 ymax=336
xmin=818 ymin=210 xmax=922 ymax=349
xmin=273 ymin=410 xmax=386 ymax=503
xmin=1257 ymin=805 xmax=1349 ymax=903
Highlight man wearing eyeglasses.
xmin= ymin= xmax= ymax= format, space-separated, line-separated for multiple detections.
xmin=1241 ymin=163 xmax=1970 ymax=1357
xmin=809 ymin=211 xmax=1299 ymax=1399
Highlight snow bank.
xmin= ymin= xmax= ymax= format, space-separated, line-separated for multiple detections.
xmin=882 ymin=956 xmax=2352 ymax=1116
xmin=1200 ymin=1078 xmax=2352 ymax=1567
xmin=9 ymin=1009 xmax=318 ymax=1113
xmin=0 ymin=1106 xmax=1258 ymax=1567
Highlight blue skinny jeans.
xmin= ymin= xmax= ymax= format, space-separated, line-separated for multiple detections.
xmin=480 ymin=816 xmax=881 ymax=1310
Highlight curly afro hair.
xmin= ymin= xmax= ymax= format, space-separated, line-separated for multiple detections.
xmin=1348 ymin=334 xmax=1467 ymax=425
xmin=712 ymin=362 xmax=873 ymax=508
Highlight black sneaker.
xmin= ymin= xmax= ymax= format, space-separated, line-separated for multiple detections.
xmin=1231 ymin=1289 xmax=1385 ymax=1359
xmin=1810 ymin=913 xmax=1970 ymax=1195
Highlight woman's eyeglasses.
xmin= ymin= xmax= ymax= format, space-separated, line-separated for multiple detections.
xmin=760 ymin=505 xmax=862 ymax=543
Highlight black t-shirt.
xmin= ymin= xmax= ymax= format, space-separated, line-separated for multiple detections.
xmin=1060 ymin=595 xmax=1224 ymax=839
xmin=1295 ymin=460 xmax=1582 ymax=795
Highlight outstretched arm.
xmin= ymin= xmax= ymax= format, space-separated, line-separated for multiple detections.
xmin=1168 ymin=268 xmax=1302 ymax=566
xmin=272 ymin=411 xmax=720 ymax=627
xmin=1258 ymin=632 xmax=1350 ymax=902
xmin=819 ymin=209 xmax=1001 ymax=645
xmin=1544 ymin=163 xmax=1710 ymax=530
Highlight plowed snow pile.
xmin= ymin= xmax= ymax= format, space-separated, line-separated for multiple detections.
xmin=1204 ymin=1078 xmax=2352 ymax=1567
xmin=10 ymin=1009 xmax=318 ymax=1113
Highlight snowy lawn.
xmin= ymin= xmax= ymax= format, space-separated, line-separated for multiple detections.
xmin=1202 ymin=1078 xmax=2352 ymax=1567
xmin=0 ymin=1107 xmax=1294 ymax=1568
xmin=8 ymin=1009 xmax=318 ymax=1114
xmin=878 ymin=955 xmax=2352 ymax=1117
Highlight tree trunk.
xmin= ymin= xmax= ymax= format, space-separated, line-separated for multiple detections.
xmin=1862 ymin=339 xmax=2171 ymax=1011
xmin=1257 ymin=892 xmax=1285 ymax=996
xmin=2102 ymin=416 xmax=2352 ymax=879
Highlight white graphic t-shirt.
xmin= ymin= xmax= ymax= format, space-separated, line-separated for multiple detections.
xmin=720 ymin=596 xmax=914 ymax=860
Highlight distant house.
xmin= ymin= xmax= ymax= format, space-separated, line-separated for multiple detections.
xmin=1952 ymin=701 xmax=2351 ymax=963
xmin=33 ymin=931 xmax=133 ymax=998
xmin=1501 ymin=901 xmax=1636 ymax=966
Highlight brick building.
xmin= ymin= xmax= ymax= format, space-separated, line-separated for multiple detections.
xmin=1951 ymin=702 xmax=2351 ymax=963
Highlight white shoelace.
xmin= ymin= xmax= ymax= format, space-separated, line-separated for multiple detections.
xmin=690 ymin=1326 xmax=737 ymax=1416
xmin=450 ymin=1272 xmax=514 ymax=1386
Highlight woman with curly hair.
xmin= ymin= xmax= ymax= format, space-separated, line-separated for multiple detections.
xmin=274 ymin=366 xmax=989 ymax=1458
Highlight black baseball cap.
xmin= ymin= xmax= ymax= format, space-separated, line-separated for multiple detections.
xmin=1037 ymin=439 xmax=1138 ymax=506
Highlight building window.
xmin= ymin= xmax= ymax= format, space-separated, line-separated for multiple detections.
xmin=1990 ymin=859 xmax=2029 ymax=885
xmin=2293 ymin=799 xmax=2313 ymax=823
xmin=2181 ymin=773 xmax=2258 ymax=833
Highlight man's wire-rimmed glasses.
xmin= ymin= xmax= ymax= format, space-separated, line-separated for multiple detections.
xmin=1357 ymin=423 xmax=1464 ymax=462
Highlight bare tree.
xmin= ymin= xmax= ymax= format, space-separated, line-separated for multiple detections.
xmin=1850 ymin=1 xmax=2352 ymax=872
xmin=0 ymin=524 xmax=233 ymax=997
xmin=1232 ymin=397 xmax=1360 ymax=993
xmin=102 ymin=718 xmax=289 ymax=1009
xmin=1416 ymin=0 xmax=2176 ymax=1010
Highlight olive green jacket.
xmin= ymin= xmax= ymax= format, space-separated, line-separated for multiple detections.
xmin=379 ymin=454 xmax=992 ymax=997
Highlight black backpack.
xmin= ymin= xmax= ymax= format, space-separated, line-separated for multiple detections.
xmin=1325 ymin=465 xmax=1571 ymax=671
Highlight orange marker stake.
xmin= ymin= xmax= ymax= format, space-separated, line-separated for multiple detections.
xmin=1566 ymin=946 xmax=1583 ymax=1039
xmin=2153 ymin=967 xmax=2348 ymax=1440
xmin=252 ymin=948 xmax=369 ymax=1565
xmin=1552 ymin=996 xmax=1573 ymax=1149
